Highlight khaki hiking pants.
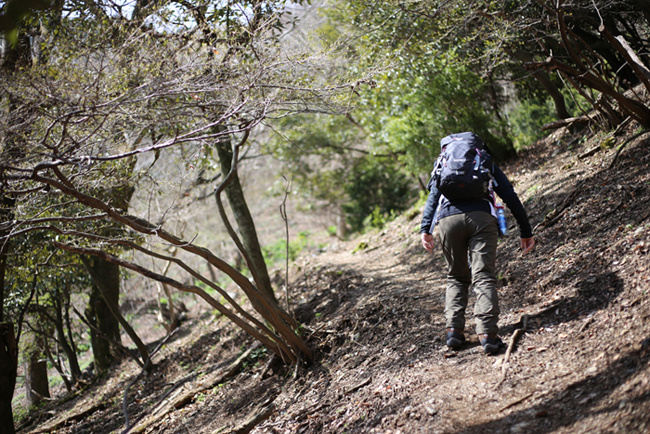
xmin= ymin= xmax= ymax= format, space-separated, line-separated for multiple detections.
xmin=437 ymin=211 xmax=499 ymax=335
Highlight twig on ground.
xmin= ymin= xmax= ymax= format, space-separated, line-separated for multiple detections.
xmin=259 ymin=353 xmax=278 ymax=378
xmin=122 ymin=373 xmax=197 ymax=434
xmin=578 ymin=145 xmax=602 ymax=159
xmin=345 ymin=377 xmax=372 ymax=395
xmin=496 ymin=315 xmax=528 ymax=388
xmin=503 ymin=329 xmax=524 ymax=366
xmin=579 ymin=117 xmax=632 ymax=160
xmin=533 ymin=209 xmax=566 ymax=231
xmin=293 ymin=353 xmax=301 ymax=380
xmin=29 ymin=401 xmax=108 ymax=434
xmin=499 ymin=392 xmax=534 ymax=412
xmin=541 ymin=115 xmax=591 ymax=131
xmin=360 ymin=311 xmax=390 ymax=343
xmin=533 ymin=180 xmax=584 ymax=231
xmin=578 ymin=317 xmax=594 ymax=335
xmin=291 ymin=403 xmax=329 ymax=422
xmin=305 ymin=323 xmax=327 ymax=339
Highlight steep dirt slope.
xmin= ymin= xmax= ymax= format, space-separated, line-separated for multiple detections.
xmin=19 ymin=125 xmax=650 ymax=434
xmin=254 ymin=125 xmax=650 ymax=434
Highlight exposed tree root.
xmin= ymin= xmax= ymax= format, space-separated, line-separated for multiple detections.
xmin=29 ymin=400 xmax=108 ymax=434
xmin=127 ymin=343 xmax=261 ymax=434
xmin=227 ymin=398 xmax=276 ymax=434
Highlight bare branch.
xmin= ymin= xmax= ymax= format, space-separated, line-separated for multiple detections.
xmin=54 ymin=242 xmax=294 ymax=359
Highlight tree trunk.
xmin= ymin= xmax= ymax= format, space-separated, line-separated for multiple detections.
xmin=336 ymin=205 xmax=347 ymax=240
xmin=0 ymin=25 xmax=27 ymax=434
xmin=23 ymin=324 xmax=49 ymax=407
xmin=0 ymin=322 xmax=18 ymax=434
xmin=632 ymin=0 xmax=650 ymax=25
xmin=487 ymin=73 xmax=503 ymax=122
xmin=81 ymin=179 xmax=141 ymax=373
xmin=82 ymin=258 xmax=122 ymax=374
xmin=82 ymin=256 xmax=151 ymax=372
xmin=0 ymin=234 xmax=7 ymax=324
xmin=0 ymin=198 xmax=16 ymax=433
xmin=512 ymin=49 xmax=571 ymax=120
xmin=214 ymin=138 xmax=277 ymax=303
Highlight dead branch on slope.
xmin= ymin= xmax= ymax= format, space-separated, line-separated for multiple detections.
xmin=126 ymin=343 xmax=261 ymax=434
xmin=496 ymin=314 xmax=528 ymax=388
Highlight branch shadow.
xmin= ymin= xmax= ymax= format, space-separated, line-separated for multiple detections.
xmin=450 ymin=342 xmax=650 ymax=434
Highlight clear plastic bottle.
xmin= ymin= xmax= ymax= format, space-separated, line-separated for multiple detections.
xmin=496 ymin=203 xmax=509 ymax=237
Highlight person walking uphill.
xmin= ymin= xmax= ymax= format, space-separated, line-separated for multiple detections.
xmin=420 ymin=132 xmax=535 ymax=355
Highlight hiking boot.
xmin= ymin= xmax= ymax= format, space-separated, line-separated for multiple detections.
xmin=446 ymin=328 xmax=466 ymax=350
xmin=479 ymin=333 xmax=504 ymax=355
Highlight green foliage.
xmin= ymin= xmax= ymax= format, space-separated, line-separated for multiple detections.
xmin=357 ymin=50 xmax=515 ymax=169
xmin=243 ymin=346 xmax=268 ymax=369
xmin=262 ymin=231 xmax=310 ymax=266
xmin=509 ymin=97 xmax=557 ymax=150
xmin=266 ymin=112 xmax=361 ymax=206
xmin=343 ymin=156 xmax=415 ymax=233
xmin=11 ymin=400 xmax=28 ymax=425
xmin=509 ymin=89 xmax=592 ymax=150
xmin=413 ymin=189 xmax=430 ymax=211
xmin=361 ymin=206 xmax=399 ymax=231
xmin=267 ymin=2 xmax=521 ymax=240
xmin=0 ymin=0 xmax=54 ymax=42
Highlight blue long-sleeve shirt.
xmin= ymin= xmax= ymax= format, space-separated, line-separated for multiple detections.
xmin=420 ymin=165 xmax=533 ymax=238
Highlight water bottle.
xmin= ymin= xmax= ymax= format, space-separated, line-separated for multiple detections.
xmin=496 ymin=203 xmax=509 ymax=237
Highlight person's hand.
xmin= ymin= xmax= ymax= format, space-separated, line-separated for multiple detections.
xmin=421 ymin=233 xmax=434 ymax=253
xmin=521 ymin=237 xmax=535 ymax=255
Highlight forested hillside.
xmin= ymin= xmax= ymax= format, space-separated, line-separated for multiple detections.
xmin=1 ymin=1 xmax=650 ymax=433
xmin=13 ymin=114 xmax=650 ymax=434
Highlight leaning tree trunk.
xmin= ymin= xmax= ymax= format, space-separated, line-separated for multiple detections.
xmin=31 ymin=168 xmax=312 ymax=364
xmin=512 ymin=49 xmax=571 ymax=120
xmin=0 ymin=322 xmax=18 ymax=434
xmin=214 ymin=137 xmax=277 ymax=303
xmin=532 ymin=4 xmax=650 ymax=127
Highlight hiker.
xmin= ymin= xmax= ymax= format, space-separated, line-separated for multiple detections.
xmin=420 ymin=132 xmax=535 ymax=354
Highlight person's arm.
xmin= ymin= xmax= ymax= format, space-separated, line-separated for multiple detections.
xmin=421 ymin=183 xmax=441 ymax=234
xmin=421 ymin=184 xmax=441 ymax=253
xmin=492 ymin=165 xmax=534 ymax=253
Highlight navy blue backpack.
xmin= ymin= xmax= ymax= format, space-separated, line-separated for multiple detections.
xmin=430 ymin=132 xmax=495 ymax=201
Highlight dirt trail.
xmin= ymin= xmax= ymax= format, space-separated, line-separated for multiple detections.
xmin=19 ymin=127 xmax=650 ymax=434
xmin=258 ymin=128 xmax=650 ymax=434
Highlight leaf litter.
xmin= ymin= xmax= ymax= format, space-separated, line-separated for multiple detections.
xmin=19 ymin=126 xmax=650 ymax=434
